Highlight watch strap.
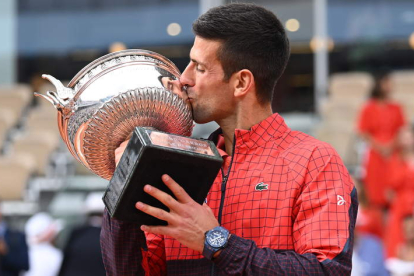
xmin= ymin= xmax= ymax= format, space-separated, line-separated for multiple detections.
xmin=202 ymin=226 xmax=230 ymax=260
xmin=202 ymin=240 xmax=216 ymax=260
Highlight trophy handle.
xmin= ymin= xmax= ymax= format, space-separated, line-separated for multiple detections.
xmin=34 ymin=74 xmax=75 ymax=113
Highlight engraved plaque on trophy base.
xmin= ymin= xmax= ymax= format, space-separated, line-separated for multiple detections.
xmin=103 ymin=127 xmax=223 ymax=225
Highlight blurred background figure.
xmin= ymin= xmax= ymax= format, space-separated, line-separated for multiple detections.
xmin=386 ymin=214 xmax=414 ymax=276
xmin=24 ymin=212 xmax=63 ymax=276
xmin=352 ymin=178 xmax=389 ymax=276
xmin=357 ymin=71 xmax=406 ymax=213
xmin=58 ymin=192 xmax=106 ymax=276
xmin=388 ymin=126 xmax=414 ymax=206
xmin=0 ymin=200 xmax=29 ymax=276
xmin=384 ymin=126 xmax=414 ymax=261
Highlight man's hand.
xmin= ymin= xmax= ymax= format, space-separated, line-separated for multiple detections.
xmin=136 ymin=174 xmax=219 ymax=253
xmin=0 ymin=238 xmax=8 ymax=255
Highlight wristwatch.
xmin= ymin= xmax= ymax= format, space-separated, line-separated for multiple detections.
xmin=202 ymin=226 xmax=230 ymax=260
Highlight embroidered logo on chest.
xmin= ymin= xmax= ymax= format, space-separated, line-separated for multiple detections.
xmin=255 ymin=182 xmax=269 ymax=191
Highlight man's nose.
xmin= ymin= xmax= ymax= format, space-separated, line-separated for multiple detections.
xmin=180 ymin=64 xmax=195 ymax=87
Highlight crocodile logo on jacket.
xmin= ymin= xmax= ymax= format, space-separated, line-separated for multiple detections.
xmin=255 ymin=182 xmax=269 ymax=191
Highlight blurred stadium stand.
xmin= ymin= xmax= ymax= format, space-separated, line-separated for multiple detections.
xmin=391 ymin=70 xmax=414 ymax=120
xmin=315 ymin=72 xmax=374 ymax=169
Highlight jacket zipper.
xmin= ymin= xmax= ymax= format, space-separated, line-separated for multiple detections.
xmin=217 ymin=174 xmax=229 ymax=225
xmin=218 ymin=135 xmax=236 ymax=224
xmin=211 ymin=136 xmax=236 ymax=275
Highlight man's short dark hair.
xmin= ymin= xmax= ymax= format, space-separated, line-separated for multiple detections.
xmin=193 ymin=3 xmax=290 ymax=104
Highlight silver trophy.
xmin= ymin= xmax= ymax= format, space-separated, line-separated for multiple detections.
xmin=35 ymin=49 xmax=222 ymax=223
xmin=35 ymin=49 xmax=194 ymax=180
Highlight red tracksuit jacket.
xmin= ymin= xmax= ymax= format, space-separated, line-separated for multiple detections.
xmin=101 ymin=113 xmax=358 ymax=275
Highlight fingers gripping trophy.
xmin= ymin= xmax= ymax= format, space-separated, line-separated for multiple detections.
xmin=35 ymin=50 xmax=222 ymax=225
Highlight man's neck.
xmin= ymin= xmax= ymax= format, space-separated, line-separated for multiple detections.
xmin=217 ymin=104 xmax=273 ymax=155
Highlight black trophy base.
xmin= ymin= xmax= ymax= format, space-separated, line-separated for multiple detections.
xmin=103 ymin=127 xmax=223 ymax=225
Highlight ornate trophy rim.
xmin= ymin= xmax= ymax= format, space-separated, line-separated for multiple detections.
xmin=67 ymin=49 xmax=181 ymax=89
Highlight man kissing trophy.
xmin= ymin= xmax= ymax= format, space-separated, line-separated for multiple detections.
xmin=35 ymin=49 xmax=222 ymax=225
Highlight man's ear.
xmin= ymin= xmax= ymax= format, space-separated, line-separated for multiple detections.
xmin=233 ymin=69 xmax=254 ymax=98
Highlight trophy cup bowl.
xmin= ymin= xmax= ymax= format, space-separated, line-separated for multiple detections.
xmin=34 ymin=49 xmax=193 ymax=180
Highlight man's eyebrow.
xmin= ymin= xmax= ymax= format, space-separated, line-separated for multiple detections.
xmin=190 ymin=58 xmax=207 ymax=67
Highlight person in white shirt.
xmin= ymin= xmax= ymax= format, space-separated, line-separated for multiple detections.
xmin=24 ymin=212 xmax=63 ymax=276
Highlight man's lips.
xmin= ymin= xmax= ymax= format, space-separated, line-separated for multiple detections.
xmin=184 ymin=89 xmax=193 ymax=101
xmin=181 ymin=85 xmax=194 ymax=104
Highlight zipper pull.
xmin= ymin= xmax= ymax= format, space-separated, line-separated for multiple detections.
xmin=221 ymin=176 xmax=228 ymax=192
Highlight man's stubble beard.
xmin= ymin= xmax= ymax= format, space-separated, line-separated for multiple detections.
xmin=191 ymin=104 xmax=214 ymax=125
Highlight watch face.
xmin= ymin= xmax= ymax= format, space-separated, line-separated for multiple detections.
xmin=207 ymin=229 xmax=227 ymax=247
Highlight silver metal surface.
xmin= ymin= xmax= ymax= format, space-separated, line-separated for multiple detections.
xmin=35 ymin=49 xmax=193 ymax=179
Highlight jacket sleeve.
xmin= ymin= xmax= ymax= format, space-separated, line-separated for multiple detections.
xmin=213 ymin=145 xmax=358 ymax=275
xmin=100 ymin=209 xmax=167 ymax=276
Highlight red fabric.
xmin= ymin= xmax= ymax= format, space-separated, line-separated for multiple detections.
xmin=101 ymin=113 xmax=357 ymax=275
xmin=358 ymin=99 xmax=405 ymax=207
xmin=385 ymin=193 xmax=414 ymax=258
xmin=384 ymin=155 xmax=414 ymax=258
xmin=355 ymin=206 xmax=383 ymax=239
xmin=388 ymin=154 xmax=414 ymax=197
xmin=143 ymin=113 xmax=355 ymax=271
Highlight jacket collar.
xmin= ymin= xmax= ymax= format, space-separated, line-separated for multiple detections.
xmin=208 ymin=113 xmax=290 ymax=150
